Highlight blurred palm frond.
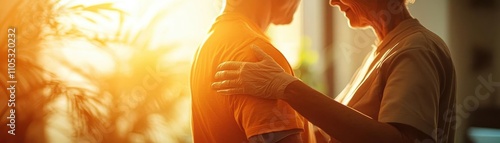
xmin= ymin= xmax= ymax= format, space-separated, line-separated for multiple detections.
xmin=1 ymin=0 xmax=192 ymax=142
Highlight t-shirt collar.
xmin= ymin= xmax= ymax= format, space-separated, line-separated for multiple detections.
xmin=211 ymin=12 xmax=270 ymax=40
xmin=375 ymin=19 xmax=422 ymax=52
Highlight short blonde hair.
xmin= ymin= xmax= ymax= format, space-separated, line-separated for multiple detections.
xmin=406 ymin=0 xmax=415 ymax=4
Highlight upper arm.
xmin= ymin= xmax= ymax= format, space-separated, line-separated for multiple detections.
xmin=231 ymin=93 xmax=305 ymax=140
xmin=230 ymin=38 xmax=305 ymax=140
xmin=276 ymin=133 xmax=302 ymax=143
xmin=248 ymin=129 xmax=302 ymax=143
xmin=389 ymin=123 xmax=435 ymax=143
xmin=234 ymin=38 xmax=294 ymax=74
xmin=379 ymin=48 xmax=441 ymax=141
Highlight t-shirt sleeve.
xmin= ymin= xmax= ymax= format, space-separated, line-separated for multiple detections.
xmin=232 ymin=96 xmax=305 ymax=139
xmin=230 ymin=38 xmax=305 ymax=139
xmin=379 ymin=48 xmax=441 ymax=140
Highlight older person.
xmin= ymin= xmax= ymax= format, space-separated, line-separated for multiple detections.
xmin=190 ymin=0 xmax=318 ymax=143
xmin=212 ymin=0 xmax=456 ymax=142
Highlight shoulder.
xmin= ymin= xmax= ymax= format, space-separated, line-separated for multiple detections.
xmin=199 ymin=21 xmax=269 ymax=61
xmin=382 ymin=28 xmax=454 ymax=82
xmin=202 ymin=20 xmax=270 ymax=53
xmin=386 ymin=26 xmax=453 ymax=69
xmin=397 ymin=27 xmax=449 ymax=56
xmin=209 ymin=20 xmax=263 ymax=44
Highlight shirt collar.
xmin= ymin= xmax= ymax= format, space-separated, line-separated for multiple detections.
xmin=376 ymin=19 xmax=423 ymax=52
xmin=211 ymin=12 xmax=270 ymax=41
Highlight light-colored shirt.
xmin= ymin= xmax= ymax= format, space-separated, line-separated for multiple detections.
xmin=335 ymin=19 xmax=456 ymax=142
xmin=190 ymin=13 xmax=315 ymax=143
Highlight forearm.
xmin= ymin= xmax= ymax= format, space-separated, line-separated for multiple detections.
xmin=282 ymin=81 xmax=406 ymax=143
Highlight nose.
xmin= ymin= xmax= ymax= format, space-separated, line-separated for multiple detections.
xmin=329 ymin=0 xmax=341 ymax=6
xmin=329 ymin=0 xmax=349 ymax=12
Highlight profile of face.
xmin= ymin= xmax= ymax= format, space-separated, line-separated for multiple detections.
xmin=270 ymin=0 xmax=301 ymax=25
xmin=329 ymin=0 xmax=386 ymax=28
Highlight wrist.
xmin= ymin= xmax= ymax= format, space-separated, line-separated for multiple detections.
xmin=281 ymin=80 xmax=302 ymax=100
xmin=275 ymin=73 xmax=299 ymax=99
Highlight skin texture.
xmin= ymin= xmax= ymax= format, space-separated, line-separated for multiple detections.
xmin=224 ymin=0 xmax=304 ymax=143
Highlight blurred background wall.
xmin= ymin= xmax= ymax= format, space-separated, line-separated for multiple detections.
xmin=448 ymin=0 xmax=500 ymax=142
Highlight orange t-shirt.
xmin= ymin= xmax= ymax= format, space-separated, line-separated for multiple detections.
xmin=190 ymin=13 xmax=315 ymax=143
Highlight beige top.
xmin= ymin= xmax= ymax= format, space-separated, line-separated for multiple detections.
xmin=335 ymin=19 xmax=456 ymax=142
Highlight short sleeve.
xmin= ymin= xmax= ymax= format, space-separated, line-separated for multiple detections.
xmin=379 ymin=48 xmax=441 ymax=140
xmin=232 ymin=96 xmax=305 ymax=138
xmin=231 ymin=38 xmax=304 ymax=138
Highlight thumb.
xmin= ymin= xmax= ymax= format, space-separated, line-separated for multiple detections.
xmin=251 ymin=44 xmax=273 ymax=61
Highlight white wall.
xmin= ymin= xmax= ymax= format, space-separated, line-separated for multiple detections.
xmin=408 ymin=0 xmax=449 ymax=44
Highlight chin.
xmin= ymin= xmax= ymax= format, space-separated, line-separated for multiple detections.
xmin=347 ymin=20 xmax=370 ymax=29
xmin=348 ymin=23 xmax=364 ymax=29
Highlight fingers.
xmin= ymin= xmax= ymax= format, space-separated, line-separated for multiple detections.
xmin=217 ymin=61 xmax=244 ymax=71
xmin=216 ymin=88 xmax=245 ymax=95
xmin=211 ymin=80 xmax=241 ymax=90
xmin=211 ymin=79 xmax=246 ymax=95
xmin=214 ymin=70 xmax=239 ymax=81
xmin=251 ymin=45 xmax=273 ymax=61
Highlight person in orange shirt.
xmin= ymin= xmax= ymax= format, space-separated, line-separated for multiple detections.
xmin=190 ymin=0 xmax=316 ymax=142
